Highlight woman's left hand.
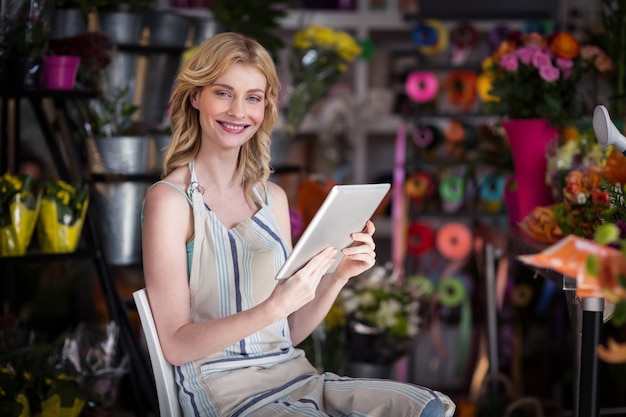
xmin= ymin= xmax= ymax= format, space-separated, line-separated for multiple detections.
xmin=332 ymin=220 xmax=377 ymax=281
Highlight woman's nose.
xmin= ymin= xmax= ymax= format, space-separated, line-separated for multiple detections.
xmin=228 ymin=100 xmax=246 ymax=119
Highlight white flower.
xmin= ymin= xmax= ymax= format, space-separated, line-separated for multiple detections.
xmin=577 ymin=192 xmax=588 ymax=205
xmin=375 ymin=298 xmax=402 ymax=330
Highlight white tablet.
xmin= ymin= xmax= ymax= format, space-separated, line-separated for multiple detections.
xmin=275 ymin=183 xmax=391 ymax=280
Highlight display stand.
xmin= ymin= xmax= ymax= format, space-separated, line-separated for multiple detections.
xmin=0 ymin=87 xmax=158 ymax=416
xmin=478 ymin=223 xmax=625 ymax=417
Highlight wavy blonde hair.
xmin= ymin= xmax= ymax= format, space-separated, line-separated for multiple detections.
xmin=162 ymin=32 xmax=280 ymax=204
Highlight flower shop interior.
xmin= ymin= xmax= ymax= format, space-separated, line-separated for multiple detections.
xmin=2 ymin=0 xmax=626 ymax=416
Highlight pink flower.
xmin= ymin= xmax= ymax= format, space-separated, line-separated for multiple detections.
xmin=556 ymin=57 xmax=574 ymax=78
xmin=516 ymin=46 xmax=540 ymax=65
xmin=500 ymin=53 xmax=519 ymax=71
xmin=539 ymin=64 xmax=560 ymax=82
xmin=531 ymin=50 xmax=552 ymax=69
xmin=580 ymin=45 xmax=601 ymax=61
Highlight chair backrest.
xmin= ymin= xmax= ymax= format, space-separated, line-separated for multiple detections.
xmin=133 ymin=288 xmax=182 ymax=417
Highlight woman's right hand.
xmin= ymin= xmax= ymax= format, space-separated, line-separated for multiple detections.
xmin=269 ymin=246 xmax=338 ymax=317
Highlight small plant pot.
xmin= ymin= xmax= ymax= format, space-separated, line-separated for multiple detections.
xmin=42 ymin=55 xmax=81 ymax=90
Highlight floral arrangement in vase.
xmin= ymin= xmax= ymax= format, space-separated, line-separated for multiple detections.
xmin=282 ymin=24 xmax=362 ymax=137
xmin=0 ymin=173 xmax=40 ymax=257
xmin=36 ymin=179 xmax=89 ymax=254
xmin=340 ymin=264 xmax=421 ymax=365
xmin=479 ymin=31 xmax=614 ymax=127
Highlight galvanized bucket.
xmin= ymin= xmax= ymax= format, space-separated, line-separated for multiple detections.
xmin=87 ymin=136 xmax=151 ymax=265
xmin=192 ymin=14 xmax=227 ymax=45
xmin=92 ymin=181 xmax=148 ymax=265
xmin=50 ymin=8 xmax=87 ymax=39
xmin=97 ymin=11 xmax=144 ymax=44
xmin=97 ymin=11 xmax=144 ymax=97
xmin=87 ymin=136 xmax=150 ymax=174
xmin=140 ymin=11 xmax=193 ymax=127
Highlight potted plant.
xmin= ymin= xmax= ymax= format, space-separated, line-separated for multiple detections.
xmin=209 ymin=0 xmax=288 ymax=62
xmin=75 ymin=87 xmax=152 ymax=265
xmin=48 ymin=31 xmax=112 ymax=92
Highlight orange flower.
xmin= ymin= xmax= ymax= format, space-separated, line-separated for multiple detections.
xmin=550 ymin=32 xmax=580 ymax=59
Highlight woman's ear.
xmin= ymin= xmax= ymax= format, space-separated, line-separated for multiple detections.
xmin=190 ymin=90 xmax=200 ymax=110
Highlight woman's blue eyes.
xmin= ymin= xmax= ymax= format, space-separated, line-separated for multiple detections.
xmin=215 ymin=91 xmax=262 ymax=102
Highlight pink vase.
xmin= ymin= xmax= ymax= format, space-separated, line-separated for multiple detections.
xmin=42 ymin=55 xmax=80 ymax=90
xmin=501 ymin=119 xmax=558 ymax=223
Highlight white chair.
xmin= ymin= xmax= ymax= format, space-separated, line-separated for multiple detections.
xmin=133 ymin=288 xmax=182 ymax=417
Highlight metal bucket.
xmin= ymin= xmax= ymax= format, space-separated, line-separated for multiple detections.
xmin=143 ymin=10 xmax=192 ymax=47
xmin=139 ymin=11 xmax=193 ymax=127
xmin=103 ymin=52 xmax=138 ymax=100
xmin=192 ymin=14 xmax=227 ymax=45
xmin=50 ymin=8 xmax=87 ymax=39
xmin=139 ymin=53 xmax=179 ymax=127
xmin=87 ymin=136 xmax=150 ymax=174
xmin=97 ymin=11 xmax=144 ymax=44
xmin=87 ymin=136 xmax=151 ymax=265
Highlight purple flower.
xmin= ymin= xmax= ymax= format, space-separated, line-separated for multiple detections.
xmin=617 ymin=220 xmax=626 ymax=239
xmin=500 ymin=53 xmax=519 ymax=72
xmin=539 ymin=65 xmax=560 ymax=82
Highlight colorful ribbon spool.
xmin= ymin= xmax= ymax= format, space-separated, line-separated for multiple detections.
xmin=479 ymin=174 xmax=505 ymax=213
xmin=449 ymin=21 xmax=479 ymax=65
xmin=407 ymin=221 xmax=436 ymax=257
xmin=438 ymin=276 xmax=467 ymax=308
xmin=405 ymin=171 xmax=435 ymax=202
xmin=524 ymin=19 xmax=554 ymax=35
xmin=443 ymin=119 xmax=465 ymax=143
xmin=407 ymin=274 xmax=435 ymax=298
xmin=412 ymin=24 xmax=438 ymax=47
xmin=438 ymin=175 xmax=464 ymax=213
xmin=435 ymin=222 xmax=473 ymax=261
xmin=416 ymin=19 xmax=449 ymax=56
xmin=444 ymin=71 xmax=477 ymax=111
xmin=412 ymin=124 xmax=441 ymax=149
xmin=405 ymin=71 xmax=439 ymax=103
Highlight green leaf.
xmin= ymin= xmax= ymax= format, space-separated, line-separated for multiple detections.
xmin=611 ymin=300 xmax=626 ymax=327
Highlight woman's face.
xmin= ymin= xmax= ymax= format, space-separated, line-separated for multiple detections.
xmin=191 ymin=62 xmax=268 ymax=151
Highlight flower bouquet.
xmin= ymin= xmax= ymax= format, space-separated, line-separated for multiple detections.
xmin=480 ymin=31 xmax=614 ymax=127
xmin=340 ymin=264 xmax=421 ymax=365
xmin=0 ymin=173 xmax=41 ymax=257
xmin=545 ymin=129 xmax=610 ymax=200
xmin=282 ymin=24 xmax=362 ymax=137
xmin=36 ymin=180 xmax=89 ymax=254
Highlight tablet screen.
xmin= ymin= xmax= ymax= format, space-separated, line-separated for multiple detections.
xmin=275 ymin=183 xmax=391 ymax=280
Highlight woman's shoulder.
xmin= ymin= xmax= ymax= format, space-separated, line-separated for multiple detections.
xmin=265 ymin=181 xmax=288 ymax=206
xmin=146 ymin=167 xmax=192 ymax=205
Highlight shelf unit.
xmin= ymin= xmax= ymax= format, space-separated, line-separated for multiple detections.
xmin=0 ymin=88 xmax=159 ymax=416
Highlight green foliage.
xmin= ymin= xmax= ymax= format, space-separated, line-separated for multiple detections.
xmin=0 ymin=173 xmax=38 ymax=227
xmin=210 ymin=0 xmax=288 ymax=62
xmin=75 ymin=86 xmax=140 ymax=137
xmin=611 ymin=300 xmax=626 ymax=327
